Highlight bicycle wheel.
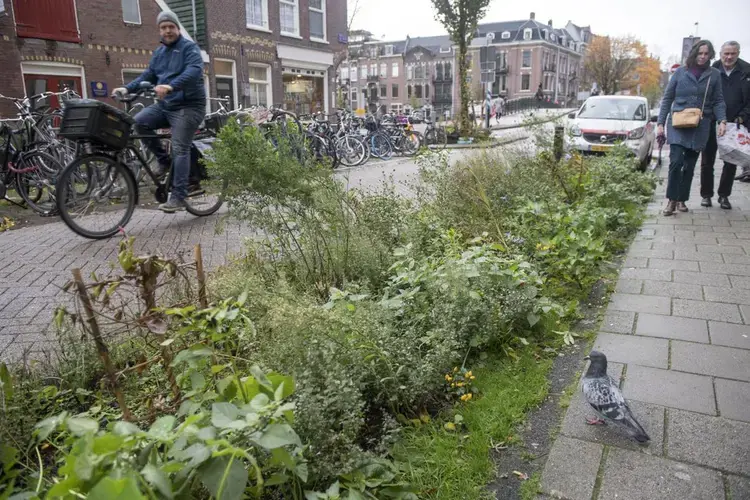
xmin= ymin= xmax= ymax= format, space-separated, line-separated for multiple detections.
xmin=56 ymin=154 xmax=137 ymax=239
xmin=14 ymin=150 xmax=63 ymax=215
xmin=369 ymin=132 xmax=393 ymax=160
xmin=335 ymin=135 xmax=366 ymax=167
xmin=184 ymin=175 xmax=227 ymax=217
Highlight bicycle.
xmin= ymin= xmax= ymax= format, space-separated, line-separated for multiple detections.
xmin=54 ymin=82 xmax=227 ymax=240
xmin=423 ymin=118 xmax=448 ymax=149
xmin=0 ymin=118 xmax=63 ymax=215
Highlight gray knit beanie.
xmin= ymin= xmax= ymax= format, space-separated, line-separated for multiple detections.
xmin=157 ymin=11 xmax=180 ymax=27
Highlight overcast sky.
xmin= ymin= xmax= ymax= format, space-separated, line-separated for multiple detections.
xmin=349 ymin=0 xmax=750 ymax=67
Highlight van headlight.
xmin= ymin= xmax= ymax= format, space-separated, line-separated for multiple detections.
xmin=628 ymin=127 xmax=645 ymax=140
xmin=571 ymin=125 xmax=582 ymax=137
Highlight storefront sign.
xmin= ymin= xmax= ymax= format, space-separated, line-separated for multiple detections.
xmin=90 ymin=81 xmax=108 ymax=97
xmin=338 ymin=33 xmax=348 ymax=44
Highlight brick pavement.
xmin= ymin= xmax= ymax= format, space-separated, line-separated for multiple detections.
xmin=540 ymin=161 xmax=750 ymax=499
xmin=0 ymin=207 xmax=250 ymax=363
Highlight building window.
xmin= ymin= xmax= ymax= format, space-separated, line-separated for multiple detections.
xmin=392 ymin=84 xmax=399 ymax=98
xmin=501 ymin=31 xmax=510 ymax=39
xmin=551 ymin=33 xmax=557 ymax=42
xmin=246 ymin=0 xmax=269 ymax=30
xmin=247 ymin=64 xmax=271 ymax=107
xmin=522 ymin=50 xmax=531 ymax=68
xmin=309 ymin=0 xmax=325 ymax=40
xmin=523 ymin=28 xmax=532 ymax=40
xmin=414 ymin=64 xmax=424 ymax=79
xmin=440 ymin=46 xmax=451 ymax=53
xmin=351 ymin=67 xmax=358 ymax=81
xmin=425 ymin=84 xmax=429 ymax=98
xmin=407 ymin=85 xmax=412 ymax=97
xmin=379 ymin=63 xmax=386 ymax=77
xmin=385 ymin=45 xmax=394 ymax=56
xmin=380 ymin=85 xmax=386 ymax=97
xmin=122 ymin=0 xmax=141 ymax=24
xmin=415 ymin=85 xmax=422 ymax=98
xmin=360 ymin=66 xmax=367 ymax=80
xmin=340 ymin=67 xmax=349 ymax=81
xmin=279 ymin=0 xmax=299 ymax=36
xmin=392 ymin=62 xmax=399 ymax=77
xmin=13 ymin=0 xmax=80 ymax=42
xmin=445 ymin=61 xmax=452 ymax=78
xmin=369 ymin=63 xmax=377 ymax=76
xmin=521 ymin=74 xmax=530 ymax=91
xmin=215 ymin=60 xmax=237 ymax=111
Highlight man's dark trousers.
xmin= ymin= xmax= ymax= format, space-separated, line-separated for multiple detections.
xmin=700 ymin=121 xmax=737 ymax=198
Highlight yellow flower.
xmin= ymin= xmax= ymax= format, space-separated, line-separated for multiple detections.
xmin=536 ymin=243 xmax=542 ymax=250
xmin=456 ymin=382 xmax=464 ymax=387
xmin=465 ymin=371 xmax=472 ymax=377
xmin=453 ymin=366 xmax=459 ymax=373
xmin=460 ymin=393 xmax=473 ymax=402
xmin=470 ymin=375 xmax=476 ymax=380
xmin=445 ymin=374 xmax=453 ymax=382
xmin=451 ymin=383 xmax=455 ymax=387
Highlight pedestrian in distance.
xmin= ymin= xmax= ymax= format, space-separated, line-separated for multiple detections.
xmin=700 ymin=41 xmax=750 ymax=209
xmin=658 ymin=40 xmax=727 ymax=216
xmin=111 ymin=11 xmax=206 ymax=214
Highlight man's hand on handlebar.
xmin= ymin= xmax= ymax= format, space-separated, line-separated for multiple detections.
xmin=112 ymin=87 xmax=128 ymax=98
xmin=155 ymin=85 xmax=173 ymax=99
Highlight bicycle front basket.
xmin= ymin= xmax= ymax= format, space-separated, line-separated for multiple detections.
xmin=59 ymin=99 xmax=134 ymax=150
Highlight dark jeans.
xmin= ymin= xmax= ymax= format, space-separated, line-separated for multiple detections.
xmin=667 ymin=144 xmax=700 ymax=202
xmin=134 ymin=103 xmax=205 ymax=201
xmin=700 ymin=122 xmax=737 ymax=198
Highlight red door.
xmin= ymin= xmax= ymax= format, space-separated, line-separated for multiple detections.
xmin=24 ymin=75 xmax=82 ymax=110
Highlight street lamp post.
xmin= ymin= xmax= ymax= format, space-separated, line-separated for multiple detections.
xmin=485 ymin=32 xmax=494 ymax=129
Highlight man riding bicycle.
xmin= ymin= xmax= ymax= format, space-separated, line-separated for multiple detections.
xmin=112 ymin=11 xmax=205 ymax=213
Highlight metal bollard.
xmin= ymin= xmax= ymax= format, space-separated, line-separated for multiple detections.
xmin=554 ymin=125 xmax=565 ymax=162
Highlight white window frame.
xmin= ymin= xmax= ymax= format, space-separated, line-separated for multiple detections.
xmin=351 ymin=66 xmax=358 ymax=81
xmin=214 ymin=58 xmax=239 ymax=111
xmin=522 ymin=50 xmax=531 ymax=68
xmin=392 ymin=62 xmax=399 ymax=77
xmin=439 ymin=46 xmax=451 ymax=54
xmin=521 ymin=73 xmax=531 ymax=91
xmin=340 ymin=67 xmax=349 ymax=81
xmin=359 ymin=66 xmax=367 ymax=80
xmin=501 ymin=31 xmax=510 ymax=39
xmin=121 ymin=69 xmax=144 ymax=84
xmin=247 ymin=63 xmax=273 ymax=107
xmin=246 ymin=0 xmax=270 ymax=32
xmin=523 ymin=28 xmax=532 ymax=40
xmin=379 ymin=63 xmax=386 ymax=78
xmin=385 ymin=45 xmax=394 ymax=56
xmin=122 ymin=0 xmax=141 ymax=25
xmin=308 ymin=0 xmax=326 ymax=42
xmin=279 ymin=0 xmax=300 ymax=37
xmin=369 ymin=63 xmax=377 ymax=76
xmin=551 ymin=33 xmax=557 ymax=42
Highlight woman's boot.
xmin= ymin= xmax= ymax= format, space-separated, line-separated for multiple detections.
xmin=663 ymin=200 xmax=677 ymax=216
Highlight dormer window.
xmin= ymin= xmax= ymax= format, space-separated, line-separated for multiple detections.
xmin=551 ymin=33 xmax=557 ymax=42
xmin=385 ymin=45 xmax=394 ymax=56
xmin=501 ymin=31 xmax=511 ymax=39
xmin=523 ymin=28 xmax=532 ymax=40
xmin=440 ymin=46 xmax=451 ymax=53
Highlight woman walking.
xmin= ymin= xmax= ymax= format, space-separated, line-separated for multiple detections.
xmin=658 ymin=40 xmax=727 ymax=216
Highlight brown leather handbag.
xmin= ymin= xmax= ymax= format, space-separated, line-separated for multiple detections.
xmin=672 ymin=78 xmax=711 ymax=129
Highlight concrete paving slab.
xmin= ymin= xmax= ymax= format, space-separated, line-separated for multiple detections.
xmin=636 ymin=314 xmax=709 ymax=343
xmin=598 ymin=448 xmax=724 ymax=500
xmin=673 ymin=250 xmax=725 ymax=263
xmin=673 ymin=270 xmax=731 ymax=287
xmin=623 ymin=365 xmax=716 ymax=415
xmin=668 ymin=409 xmax=750 ymax=476
xmin=715 ymin=378 xmax=750 ymax=423
xmin=671 ymin=341 xmax=750 ymax=381
xmin=728 ymin=475 xmax=750 ymax=500
xmin=540 ymin=436 xmax=602 ymax=500
xmin=609 ymin=293 xmax=671 ymax=315
xmin=592 ymin=333 xmax=669 ymax=369
xmin=641 ymin=281 xmax=703 ymax=300
xmin=704 ymin=286 xmax=750 ymax=306
xmin=619 ymin=268 xmax=673 ymax=282
xmin=616 ymin=279 xmax=643 ymax=294
xmin=600 ymin=310 xmax=635 ymax=335
xmin=648 ymin=258 xmax=700 ymax=271
xmin=709 ymin=321 xmax=750 ymax=350
xmin=672 ymin=299 xmax=742 ymax=323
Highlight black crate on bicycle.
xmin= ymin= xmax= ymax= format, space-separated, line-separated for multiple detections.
xmin=204 ymin=114 xmax=228 ymax=134
xmin=58 ymin=99 xmax=135 ymax=150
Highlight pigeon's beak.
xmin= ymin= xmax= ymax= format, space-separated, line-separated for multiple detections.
xmin=584 ymin=356 xmax=590 ymax=361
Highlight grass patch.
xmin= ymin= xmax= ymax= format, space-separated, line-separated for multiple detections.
xmin=520 ymin=471 xmax=542 ymax=500
xmin=392 ymin=351 xmax=552 ymax=499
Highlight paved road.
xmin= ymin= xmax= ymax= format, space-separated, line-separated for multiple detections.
xmin=539 ymin=161 xmax=750 ymax=500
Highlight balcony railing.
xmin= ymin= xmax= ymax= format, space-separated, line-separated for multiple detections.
xmin=433 ymin=94 xmax=452 ymax=104
xmin=433 ymin=74 xmax=454 ymax=83
xmin=544 ymin=64 xmax=557 ymax=72
xmin=367 ymin=75 xmax=380 ymax=82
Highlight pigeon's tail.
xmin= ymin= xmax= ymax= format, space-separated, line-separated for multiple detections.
xmin=622 ymin=411 xmax=650 ymax=443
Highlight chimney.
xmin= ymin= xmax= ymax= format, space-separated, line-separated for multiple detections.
xmin=530 ymin=12 xmax=535 ymax=20
xmin=548 ymin=20 xmax=553 ymax=27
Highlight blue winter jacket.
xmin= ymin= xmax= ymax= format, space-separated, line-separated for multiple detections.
xmin=658 ymin=66 xmax=727 ymax=151
xmin=125 ymin=35 xmax=205 ymax=109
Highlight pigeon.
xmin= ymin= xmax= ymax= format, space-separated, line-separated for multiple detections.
xmin=582 ymin=351 xmax=650 ymax=444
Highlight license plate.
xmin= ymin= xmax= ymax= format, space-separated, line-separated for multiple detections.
xmin=590 ymin=145 xmax=610 ymax=152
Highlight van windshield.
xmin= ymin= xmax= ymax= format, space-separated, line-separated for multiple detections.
xmin=578 ymin=98 xmax=646 ymax=121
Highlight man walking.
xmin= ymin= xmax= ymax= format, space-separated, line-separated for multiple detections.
xmin=700 ymin=41 xmax=750 ymax=209
xmin=112 ymin=11 xmax=206 ymax=213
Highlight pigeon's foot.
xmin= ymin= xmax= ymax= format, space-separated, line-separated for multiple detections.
xmin=586 ymin=417 xmax=606 ymax=425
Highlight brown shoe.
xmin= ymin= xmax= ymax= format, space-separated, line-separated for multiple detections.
xmin=663 ymin=200 xmax=677 ymax=216
xmin=676 ymin=201 xmax=688 ymax=212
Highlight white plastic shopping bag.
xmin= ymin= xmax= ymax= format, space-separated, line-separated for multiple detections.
xmin=717 ymin=124 xmax=750 ymax=167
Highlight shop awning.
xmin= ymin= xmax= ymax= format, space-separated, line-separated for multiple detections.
xmin=277 ymin=44 xmax=333 ymax=70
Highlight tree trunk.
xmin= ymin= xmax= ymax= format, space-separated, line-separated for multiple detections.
xmin=458 ymin=41 xmax=471 ymax=136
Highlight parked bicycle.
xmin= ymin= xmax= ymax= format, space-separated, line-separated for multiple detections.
xmin=54 ymin=82 xmax=227 ymax=240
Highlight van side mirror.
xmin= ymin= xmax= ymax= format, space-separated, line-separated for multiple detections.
xmin=568 ymin=112 xmax=576 ymax=119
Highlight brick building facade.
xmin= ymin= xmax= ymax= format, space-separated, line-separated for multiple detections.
xmin=0 ymin=0 xmax=347 ymax=117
